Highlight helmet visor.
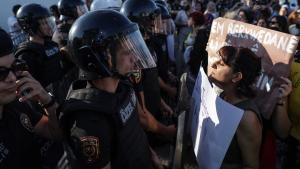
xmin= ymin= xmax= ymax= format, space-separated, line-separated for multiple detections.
xmin=77 ymin=4 xmax=89 ymax=17
xmin=116 ymin=29 xmax=156 ymax=70
xmin=38 ymin=16 xmax=57 ymax=36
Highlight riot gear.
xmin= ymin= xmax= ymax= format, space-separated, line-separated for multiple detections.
xmin=16 ymin=4 xmax=56 ymax=37
xmin=58 ymin=0 xmax=88 ymax=21
xmin=90 ymin=0 xmax=122 ymax=11
xmin=68 ymin=10 xmax=156 ymax=79
xmin=120 ymin=0 xmax=163 ymax=35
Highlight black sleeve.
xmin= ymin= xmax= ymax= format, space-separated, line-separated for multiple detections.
xmin=17 ymin=101 xmax=43 ymax=126
xmin=17 ymin=51 xmax=42 ymax=82
xmin=68 ymin=111 xmax=113 ymax=168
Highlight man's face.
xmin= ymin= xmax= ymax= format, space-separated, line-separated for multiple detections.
xmin=0 ymin=54 xmax=17 ymax=105
xmin=38 ymin=17 xmax=56 ymax=37
xmin=115 ymin=46 xmax=136 ymax=76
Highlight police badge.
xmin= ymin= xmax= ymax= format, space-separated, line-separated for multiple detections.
xmin=80 ymin=136 xmax=100 ymax=164
xmin=20 ymin=113 xmax=34 ymax=132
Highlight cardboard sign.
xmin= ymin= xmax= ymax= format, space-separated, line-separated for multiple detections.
xmin=190 ymin=67 xmax=244 ymax=169
xmin=206 ymin=17 xmax=299 ymax=119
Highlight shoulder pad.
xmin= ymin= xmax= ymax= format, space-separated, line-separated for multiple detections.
xmin=14 ymin=41 xmax=45 ymax=58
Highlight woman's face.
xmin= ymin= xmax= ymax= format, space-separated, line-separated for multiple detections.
xmin=238 ymin=11 xmax=247 ymax=23
xmin=269 ymin=17 xmax=280 ymax=29
xmin=257 ymin=18 xmax=267 ymax=27
xmin=209 ymin=59 xmax=234 ymax=88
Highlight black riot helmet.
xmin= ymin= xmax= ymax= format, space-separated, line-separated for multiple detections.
xmin=58 ymin=0 xmax=88 ymax=21
xmin=17 ymin=4 xmax=56 ymax=36
xmin=120 ymin=0 xmax=163 ymax=35
xmin=156 ymin=4 xmax=170 ymax=19
xmin=68 ymin=10 xmax=156 ymax=79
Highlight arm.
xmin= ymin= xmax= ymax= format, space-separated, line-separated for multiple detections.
xmin=137 ymin=96 xmax=176 ymax=138
xmin=16 ymin=71 xmax=62 ymax=140
xmin=158 ymin=77 xmax=177 ymax=99
xmin=160 ymin=98 xmax=174 ymax=116
xmin=272 ymin=77 xmax=292 ymax=139
xmin=236 ymin=110 xmax=262 ymax=169
xmin=67 ymin=112 xmax=113 ymax=168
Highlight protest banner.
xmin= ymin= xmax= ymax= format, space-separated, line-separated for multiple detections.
xmin=190 ymin=67 xmax=244 ymax=169
xmin=206 ymin=17 xmax=299 ymax=119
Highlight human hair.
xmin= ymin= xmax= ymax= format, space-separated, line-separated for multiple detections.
xmin=270 ymin=15 xmax=289 ymax=33
xmin=12 ymin=4 xmax=21 ymax=16
xmin=188 ymin=11 xmax=205 ymax=27
xmin=217 ymin=46 xmax=261 ymax=98
xmin=238 ymin=8 xmax=254 ymax=23
xmin=50 ymin=4 xmax=60 ymax=17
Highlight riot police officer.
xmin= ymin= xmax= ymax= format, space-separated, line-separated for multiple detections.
xmin=52 ymin=0 xmax=89 ymax=105
xmin=121 ymin=0 xmax=176 ymax=126
xmin=15 ymin=3 xmax=65 ymax=89
xmin=15 ymin=4 xmax=65 ymax=168
xmin=53 ymin=0 xmax=88 ymax=48
xmin=0 ymin=28 xmax=61 ymax=169
xmin=60 ymin=10 xmax=155 ymax=169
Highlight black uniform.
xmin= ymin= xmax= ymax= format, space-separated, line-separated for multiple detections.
xmin=15 ymin=40 xmax=65 ymax=88
xmin=0 ymin=100 xmax=43 ymax=169
xmin=60 ymin=80 xmax=153 ymax=169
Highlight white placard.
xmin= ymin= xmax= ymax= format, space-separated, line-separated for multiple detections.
xmin=190 ymin=67 xmax=244 ymax=169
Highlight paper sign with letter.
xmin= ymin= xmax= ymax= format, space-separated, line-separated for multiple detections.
xmin=206 ymin=17 xmax=299 ymax=119
xmin=190 ymin=67 xmax=244 ymax=169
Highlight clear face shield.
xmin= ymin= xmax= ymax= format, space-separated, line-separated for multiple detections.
xmin=37 ymin=16 xmax=57 ymax=37
xmin=115 ymin=29 xmax=156 ymax=72
xmin=76 ymin=4 xmax=89 ymax=17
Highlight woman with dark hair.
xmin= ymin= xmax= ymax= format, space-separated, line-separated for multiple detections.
xmin=269 ymin=15 xmax=289 ymax=33
xmin=257 ymin=16 xmax=268 ymax=28
xmin=209 ymin=46 xmax=262 ymax=169
xmin=183 ymin=11 xmax=206 ymax=64
xmin=237 ymin=8 xmax=254 ymax=24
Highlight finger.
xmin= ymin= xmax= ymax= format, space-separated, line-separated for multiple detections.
xmin=18 ymin=82 xmax=42 ymax=97
xmin=280 ymin=84 xmax=288 ymax=90
xmin=280 ymin=76 xmax=292 ymax=85
xmin=19 ymin=90 xmax=39 ymax=102
xmin=18 ymin=83 xmax=34 ymax=96
xmin=19 ymin=71 xmax=33 ymax=78
xmin=16 ymin=77 xmax=36 ymax=88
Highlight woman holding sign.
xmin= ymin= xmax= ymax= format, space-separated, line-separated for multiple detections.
xmin=209 ymin=46 xmax=262 ymax=169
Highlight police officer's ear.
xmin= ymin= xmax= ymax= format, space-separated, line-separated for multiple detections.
xmin=78 ymin=45 xmax=113 ymax=77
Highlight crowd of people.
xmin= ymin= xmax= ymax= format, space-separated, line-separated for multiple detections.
xmin=0 ymin=0 xmax=299 ymax=169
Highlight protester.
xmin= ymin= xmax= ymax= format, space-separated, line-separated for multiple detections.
xmin=209 ymin=46 xmax=262 ymax=169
